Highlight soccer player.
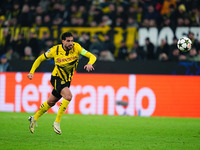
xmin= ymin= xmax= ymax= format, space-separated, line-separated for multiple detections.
xmin=27 ymin=32 xmax=96 ymax=134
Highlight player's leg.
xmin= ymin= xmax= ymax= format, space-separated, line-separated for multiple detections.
xmin=53 ymin=87 xmax=72 ymax=134
xmin=28 ymin=94 xmax=60 ymax=133
xmin=55 ymin=87 xmax=72 ymax=123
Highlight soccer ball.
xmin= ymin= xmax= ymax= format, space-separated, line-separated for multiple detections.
xmin=177 ymin=37 xmax=192 ymax=52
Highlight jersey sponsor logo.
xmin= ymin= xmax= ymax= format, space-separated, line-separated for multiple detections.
xmin=57 ymin=58 xmax=61 ymax=63
xmin=57 ymin=56 xmax=77 ymax=63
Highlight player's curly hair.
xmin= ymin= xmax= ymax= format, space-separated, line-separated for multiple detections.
xmin=61 ymin=32 xmax=73 ymax=40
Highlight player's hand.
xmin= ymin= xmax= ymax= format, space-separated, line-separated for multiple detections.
xmin=84 ymin=64 xmax=95 ymax=72
xmin=27 ymin=73 xmax=34 ymax=80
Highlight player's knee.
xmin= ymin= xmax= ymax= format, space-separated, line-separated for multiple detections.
xmin=63 ymin=94 xmax=72 ymax=101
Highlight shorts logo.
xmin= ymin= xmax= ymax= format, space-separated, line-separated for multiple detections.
xmin=61 ymin=81 xmax=65 ymax=84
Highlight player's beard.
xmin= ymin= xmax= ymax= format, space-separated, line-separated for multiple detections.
xmin=65 ymin=45 xmax=73 ymax=50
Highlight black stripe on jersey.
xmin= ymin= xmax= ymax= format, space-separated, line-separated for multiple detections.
xmin=56 ymin=65 xmax=66 ymax=82
xmin=59 ymin=66 xmax=70 ymax=81
xmin=44 ymin=53 xmax=48 ymax=59
xmin=69 ymin=59 xmax=78 ymax=65
xmin=56 ymin=46 xmax=59 ymax=55
xmin=69 ymin=64 xmax=76 ymax=81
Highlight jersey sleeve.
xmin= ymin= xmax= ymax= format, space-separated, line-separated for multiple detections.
xmin=77 ymin=43 xmax=97 ymax=65
xmin=83 ymin=51 xmax=97 ymax=65
xmin=29 ymin=54 xmax=47 ymax=74
xmin=44 ymin=46 xmax=56 ymax=59
xmin=75 ymin=43 xmax=85 ymax=54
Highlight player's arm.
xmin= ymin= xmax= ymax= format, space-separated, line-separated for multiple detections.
xmin=80 ymin=49 xmax=97 ymax=72
xmin=27 ymin=54 xmax=47 ymax=80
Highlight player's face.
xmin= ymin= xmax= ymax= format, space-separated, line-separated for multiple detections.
xmin=62 ymin=37 xmax=73 ymax=50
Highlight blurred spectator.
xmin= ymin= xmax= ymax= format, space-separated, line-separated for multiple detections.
xmin=39 ymin=31 xmax=50 ymax=50
xmin=79 ymin=32 xmax=91 ymax=50
xmin=0 ymin=15 xmax=6 ymax=27
xmin=27 ymin=31 xmax=40 ymax=57
xmin=175 ymin=4 xmax=187 ymax=26
xmin=33 ymin=15 xmax=43 ymax=27
xmin=106 ymin=3 xmax=116 ymax=24
xmin=156 ymin=39 xmax=170 ymax=59
xmin=144 ymin=5 xmax=159 ymax=21
xmin=51 ymin=3 xmax=63 ymax=26
xmin=127 ymin=17 xmax=139 ymax=28
xmin=177 ymin=17 xmax=184 ymax=27
xmin=136 ymin=5 xmax=144 ymax=25
xmin=188 ymin=32 xmax=200 ymax=52
xmin=160 ymin=0 xmax=176 ymax=15
xmin=141 ymin=19 xmax=150 ymax=27
xmin=60 ymin=5 xmax=69 ymax=26
xmin=19 ymin=4 xmax=33 ymax=27
xmin=128 ymin=50 xmax=138 ymax=61
xmin=169 ymin=48 xmax=180 ymax=61
xmin=11 ymin=33 xmax=27 ymax=57
xmin=0 ymin=28 xmax=11 ymax=56
xmin=115 ymin=16 xmax=126 ymax=28
xmin=39 ymin=0 xmax=50 ymax=13
xmin=89 ymin=20 xmax=98 ymax=27
xmin=45 ymin=38 xmax=53 ymax=50
xmin=189 ymin=6 xmax=200 ymax=26
xmin=100 ymin=15 xmax=112 ymax=27
xmin=99 ymin=50 xmax=115 ymax=61
xmin=5 ymin=47 xmax=20 ymax=60
xmin=87 ymin=5 xmax=96 ymax=25
xmin=22 ymin=46 xmax=35 ymax=60
xmin=35 ymin=6 xmax=44 ymax=17
xmin=143 ymin=38 xmax=155 ymax=60
xmin=130 ymin=41 xmax=144 ymax=60
xmin=77 ymin=5 xmax=88 ymax=22
xmin=149 ymin=19 xmax=157 ymax=27
xmin=114 ymin=5 xmax=127 ymax=28
xmin=143 ymin=5 xmax=159 ymax=26
xmin=89 ymin=35 xmax=103 ymax=57
xmin=184 ymin=16 xmax=191 ymax=26
xmin=0 ymin=54 xmax=12 ymax=72
xmin=76 ymin=18 xmax=85 ymax=27
xmin=186 ymin=47 xmax=200 ymax=62
xmin=158 ymin=53 xmax=168 ymax=62
xmin=11 ymin=2 xmax=21 ymax=19
xmin=72 ymin=32 xmax=79 ymax=42
xmin=69 ymin=5 xmax=79 ymax=23
xmin=93 ymin=8 xmax=103 ymax=25
xmin=169 ymin=37 xmax=178 ymax=51
xmin=127 ymin=6 xmax=137 ymax=19
xmin=43 ymin=14 xmax=52 ymax=27
xmin=98 ymin=34 xmax=115 ymax=61
xmin=102 ymin=34 xmax=115 ymax=54
xmin=116 ymin=40 xmax=129 ymax=60
xmin=179 ymin=54 xmax=187 ymax=61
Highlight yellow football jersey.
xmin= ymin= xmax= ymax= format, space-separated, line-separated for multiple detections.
xmin=44 ymin=42 xmax=84 ymax=82
xmin=29 ymin=42 xmax=96 ymax=82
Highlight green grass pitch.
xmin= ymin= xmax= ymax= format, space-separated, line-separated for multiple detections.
xmin=0 ymin=112 xmax=200 ymax=150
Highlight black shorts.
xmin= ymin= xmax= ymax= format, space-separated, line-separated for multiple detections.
xmin=50 ymin=76 xmax=70 ymax=99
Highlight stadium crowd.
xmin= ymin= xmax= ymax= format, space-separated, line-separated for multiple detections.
xmin=0 ymin=0 xmax=200 ymax=71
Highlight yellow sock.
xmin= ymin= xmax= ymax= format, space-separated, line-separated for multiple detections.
xmin=34 ymin=101 xmax=51 ymax=121
xmin=55 ymin=99 xmax=70 ymax=123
